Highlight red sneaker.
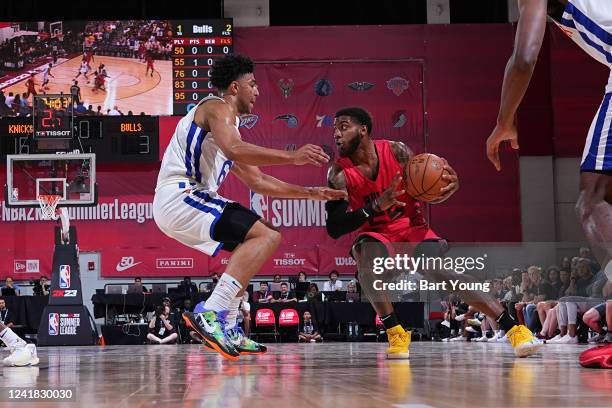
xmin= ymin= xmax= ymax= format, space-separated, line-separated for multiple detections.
xmin=579 ymin=344 xmax=612 ymax=369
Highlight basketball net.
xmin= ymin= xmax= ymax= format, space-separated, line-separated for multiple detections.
xmin=37 ymin=195 xmax=71 ymax=243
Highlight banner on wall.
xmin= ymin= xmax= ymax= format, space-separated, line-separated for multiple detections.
xmin=209 ymin=247 xmax=318 ymax=275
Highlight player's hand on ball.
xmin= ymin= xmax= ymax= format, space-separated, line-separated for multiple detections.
xmin=375 ymin=172 xmax=406 ymax=211
xmin=294 ymin=144 xmax=330 ymax=167
xmin=429 ymin=160 xmax=459 ymax=204
xmin=309 ymin=187 xmax=348 ymax=201
xmin=486 ymin=123 xmax=519 ymax=171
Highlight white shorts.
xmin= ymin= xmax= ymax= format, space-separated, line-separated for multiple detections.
xmin=153 ymin=182 xmax=232 ymax=256
xmin=582 ymin=92 xmax=612 ymax=172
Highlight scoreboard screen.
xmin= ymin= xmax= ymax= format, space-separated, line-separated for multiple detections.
xmin=171 ymin=19 xmax=233 ymax=115
xmin=33 ymin=94 xmax=73 ymax=139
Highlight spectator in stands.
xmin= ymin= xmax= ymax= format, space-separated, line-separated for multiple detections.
xmin=345 ymin=281 xmax=360 ymax=302
xmin=96 ymin=105 xmax=103 ymax=116
xmin=5 ymin=92 xmax=15 ymax=109
xmin=584 ymin=297 xmax=612 ymax=344
xmin=523 ymin=266 xmax=555 ymax=331
xmin=86 ymin=104 xmax=95 ymax=115
xmin=1 ymin=278 xmax=20 ymax=296
xmin=238 ymin=292 xmax=251 ymax=336
xmin=0 ymin=298 xmax=14 ymax=329
xmin=203 ymin=272 xmax=219 ymax=293
xmin=501 ymin=276 xmax=516 ymax=302
xmin=19 ymin=93 xmax=31 ymax=116
xmin=299 ymin=311 xmax=322 ymax=343
xmin=579 ymin=247 xmax=600 ymax=273
xmin=323 ymin=270 xmax=343 ymax=291
xmin=108 ymin=105 xmax=122 ymax=116
xmin=306 ymin=283 xmax=322 ymax=302
xmin=274 ymin=282 xmax=297 ymax=303
xmin=133 ymin=277 xmax=148 ymax=293
xmin=272 ymin=274 xmax=282 ymax=284
xmin=33 ymin=276 xmax=50 ymax=296
xmin=298 ymin=271 xmax=308 ymax=283
xmin=547 ymin=266 xmax=563 ymax=296
xmin=253 ymin=282 xmax=273 ymax=303
xmin=147 ymin=305 xmax=178 ymax=344
xmin=177 ymin=277 xmax=198 ymax=299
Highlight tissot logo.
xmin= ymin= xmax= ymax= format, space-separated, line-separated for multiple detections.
xmin=156 ymin=258 xmax=194 ymax=269
xmin=273 ymin=258 xmax=306 ymax=266
xmin=193 ymin=25 xmax=213 ymax=33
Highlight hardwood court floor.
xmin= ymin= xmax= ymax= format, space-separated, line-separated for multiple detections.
xmin=0 ymin=342 xmax=610 ymax=408
xmin=4 ymin=56 xmax=171 ymax=115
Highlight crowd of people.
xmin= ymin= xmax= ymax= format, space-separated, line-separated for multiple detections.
xmin=439 ymin=247 xmax=612 ymax=346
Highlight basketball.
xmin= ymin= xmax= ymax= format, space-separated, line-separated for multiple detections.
xmin=405 ymin=153 xmax=451 ymax=203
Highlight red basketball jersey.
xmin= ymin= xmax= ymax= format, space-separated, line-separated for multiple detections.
xmin=336 ymin=139 xmax=427 ymax=232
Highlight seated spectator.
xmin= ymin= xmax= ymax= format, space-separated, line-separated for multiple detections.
xmin=584 ymin=298 xmax=612 ymax=344
xmin=305 ymin=283 xmax=322 ymax=302
xmin=501 ymin=276 xmax=516 ymax=302
xmin=147 ymin=305 xmax=178 ymax=344
xmin=1 ymin=278 xmax=20 ymax=296
xmin=299 ymin=311 xmax=322 ymax=343
xmin=252 ymin=282 xmax=273 ymax=303
xmin=345 ymin=281 xmax=360 ymax=302
xmin=274 ymin=282 xmax=297 ymax=303
xmin=33 ymin=276 xmax=50 ymax=296
xmin=202 ymin=273 xmax=219 ymax=293
xmin=0 ymin=298 xmax=14 ymax=329
xmin=177 ymin=277 xmax=198 ymax=298
xmin=133 ymin=277 xmax=148 ymax=293
xmin=323 ymin=270 xmax=343 ymax=291
xmin=297 ymin=271 xmax=308 ymax=283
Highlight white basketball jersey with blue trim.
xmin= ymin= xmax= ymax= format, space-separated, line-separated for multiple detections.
xmin=156 ymin=96 xmax=238 ymax=192
xmin=555 ymin=0 xmax=612 ymax=70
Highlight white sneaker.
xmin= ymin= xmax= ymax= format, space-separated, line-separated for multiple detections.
xmin=441 ymin=320 xmax=451 ymax=328
xmin=3 ymin=344 xmax=39 ymax=367
xmin=455 ymin=314 xmax=466 ymax=321
xmin=450 ymin=336 xmax=466 ymax=342
xmin=465 ymin=326 xmax=478 ymax=333
xmin=488 ymin=332 xmax=502 ymax=343
xmin=547 ymin=334 xmax=563 ymax=344
xmin=555 ymin=334 xmax=578 ymax=344
xmin=474 ymin=335 xmax=488 ymax=342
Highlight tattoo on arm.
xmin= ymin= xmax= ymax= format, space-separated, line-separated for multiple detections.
xmin=390 ymin=141 xmax=413 ymax=166
xmin=327 ymin=165 xmax=347 ymax=192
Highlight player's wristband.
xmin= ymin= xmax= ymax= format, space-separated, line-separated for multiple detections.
xmin=361 ymin=202 xmax=377 ymax=218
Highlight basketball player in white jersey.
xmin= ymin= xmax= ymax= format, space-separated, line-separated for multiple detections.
xmin=486 ymin=0 xmax=612 ymax=368
xmin=75 ymin=59 xmax=90 ymax=83
xmin=41 ymin=63 xmax=54 ymax=91
xmin=153 ymin=54 xmax=346 ymax=360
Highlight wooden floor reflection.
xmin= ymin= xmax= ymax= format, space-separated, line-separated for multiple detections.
xmin=1 ymin=342 xmax=610 ymax=407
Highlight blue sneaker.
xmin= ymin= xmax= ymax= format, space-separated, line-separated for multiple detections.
xmin=183 ymin=310 xmax=240 ymax=361
xmin=225 ymin=326 xmax=267 ymax=355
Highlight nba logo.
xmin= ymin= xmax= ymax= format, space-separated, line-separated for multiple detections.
xmin=48 ymin=313 xmax=59 ymax=336
xmin=249 ymin=191 xmax=269 ymax=220
xmin=59 ymin=265 xmax=71 ymax=288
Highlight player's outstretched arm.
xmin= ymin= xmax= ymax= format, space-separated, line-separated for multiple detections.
xmin=201 ymin=102 xmax=330 ymax=167
xmin=231 ymin=162 xmax=347 ymax=200
xmin=325 ymin=164 xmax=377 ymax=239
xmin=487 ymin=0 xmax=548 ymax=171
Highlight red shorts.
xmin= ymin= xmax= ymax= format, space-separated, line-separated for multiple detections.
xmin=354 ymin=217 xmax=440 ymax=257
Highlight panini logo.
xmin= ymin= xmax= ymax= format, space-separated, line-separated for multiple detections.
xmin=156 ymin=258 xmax=194 ymax=269
xmin=8 ymin=124 xmax=33 ymax=134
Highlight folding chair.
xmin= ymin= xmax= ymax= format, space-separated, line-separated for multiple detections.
xmin=278 ymin=308 xmax=300 ymax=342
xmin=254 ymin=308 xmax=278 ymax=343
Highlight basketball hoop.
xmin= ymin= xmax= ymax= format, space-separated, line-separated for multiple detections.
xmin=37 ymin=194 xmax=62 ymax=220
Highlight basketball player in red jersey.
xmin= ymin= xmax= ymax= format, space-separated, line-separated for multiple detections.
xmin=25 ymin=74 xmax=37 ymax=99
xmin=326 ymin=107 xmax=544 ymax=358
xmin=145 ymin=51 xmax=155 ymax=77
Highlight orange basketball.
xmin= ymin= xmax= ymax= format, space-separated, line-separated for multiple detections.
xmin=405 ymin=153 xmax=451 ymax=203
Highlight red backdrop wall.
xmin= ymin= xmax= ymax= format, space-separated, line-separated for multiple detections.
xmin=2 ymin=23 xmax=603 ymax=279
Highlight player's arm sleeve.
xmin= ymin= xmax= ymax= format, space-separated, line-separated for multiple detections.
xmin=325 ymin=199 xmax=376 ymax=239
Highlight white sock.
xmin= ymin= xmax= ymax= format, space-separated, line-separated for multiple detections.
xmin=0 ymin=327 xmax=26 ymax=348
xmin=224 ymin=297 xmax=243 ymax=329
xmin=204 ymin=273 xmax=243 ymax=313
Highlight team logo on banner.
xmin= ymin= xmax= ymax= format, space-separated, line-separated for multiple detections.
xmin=250 ymin=191 xmax=269 ymax=220
xmin=59 ymin=265 xmax=71 ymax=288
xmin=274 ymin=114 xmax=298 ymax=128
xmin=239 ymin=114 xmax=259 ymax=129
xmin=392 ymin=110 xmax=408 ymax=128
xmin=278 ymin=79 xmax=294 ymax=98
xmin=314 ymin=79 xmax=333 ymax=96
xmin=347 ymin=81 xmax=374 ymax=91
xmin=48 ymin=313 xmax=59 ymax=335
xmin=315 ymin=114 xmax=333 ymax=128
xmin=386 ymin=76 xmax=409 ymax=96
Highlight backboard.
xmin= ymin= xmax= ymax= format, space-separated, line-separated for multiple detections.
xmin=5 ymin=153 xmax=97 ymax=207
